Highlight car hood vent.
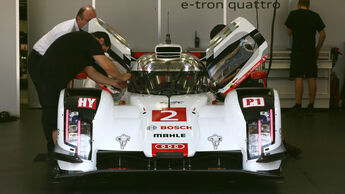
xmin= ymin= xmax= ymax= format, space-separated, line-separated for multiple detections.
xmin=155 ymin=44 xmax=182 ymax=59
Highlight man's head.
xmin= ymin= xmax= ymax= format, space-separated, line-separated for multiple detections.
xmin=298 ymin=0 xmax=310 ymax=8
xmin=92 ymin=31 xmax=111 ymax=52
xmin=210 ymin=24 xmax=226 ymax=40
xmin=76 ymin=5 xmax=97 ymax=29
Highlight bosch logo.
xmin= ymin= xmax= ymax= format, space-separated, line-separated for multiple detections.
xmin=154 ymin=143 xmax=185 ymax=150
xmin=161 ymin=126 xmax=192 ymax=130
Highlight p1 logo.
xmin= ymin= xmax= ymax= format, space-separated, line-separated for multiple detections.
xmin=152 ymin=107 xmax=187 ymax=122
xmin=242 ymin=97 xmax=265 ymax=108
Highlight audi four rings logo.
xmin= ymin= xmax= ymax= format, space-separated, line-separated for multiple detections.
xmin=152 ymin=143 xmax=188 ymax=156
xmin=154 ymin=143 xmax=185 ymax=150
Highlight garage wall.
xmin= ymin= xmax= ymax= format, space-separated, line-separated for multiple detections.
xmin=96 ymin=0 xmax=159 ymax=51
xmin=96 ymin=0 xmax=344 ymax=51
xmin=0 ymin=0 xmax=19 ymax=116
xmin=96 ymin=0 xmax=288 ymax=51
xmin=28 ymin=0 xmax=345 ymax=51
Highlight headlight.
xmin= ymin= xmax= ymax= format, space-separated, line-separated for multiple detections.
xmin=247 ymin=109 xmax=274 ymax=160
xmin=65 ymin=109 xmax=92 ymax=160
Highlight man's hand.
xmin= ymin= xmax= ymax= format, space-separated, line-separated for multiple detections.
xmin=111 ymin=73 xmax=131 ymax=89
xmin=316 ymin=49 xmax=321 ymax=60
xmin=286 ymin=28 xmax=292 ymax=36
xmin=316 ymin=29 xmax=326 ymax=60
xmin=111 ymin=79 xmax=127 ymax=89
xmin=120 ymin=73 xmax=131 ymax=82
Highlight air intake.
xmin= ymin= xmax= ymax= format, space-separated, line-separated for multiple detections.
xmin=155 ymin=44 xmax=182 ymax=58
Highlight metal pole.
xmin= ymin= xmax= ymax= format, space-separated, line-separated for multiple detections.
xmin=288 ymin=0 xmax=292 ymax=49
xmin=92 ymin=0 xmax=96 ymax=9
xmin=223 ymin=0 xmax=227 ymax=25
xmin=158 ymin=0 xmax=162 ymax=44
xmin=16 ymin=0 xmax=20 ymax=116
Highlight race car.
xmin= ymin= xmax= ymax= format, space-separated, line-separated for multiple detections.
xmin=54 ymin=17 xmax=286 ymax=178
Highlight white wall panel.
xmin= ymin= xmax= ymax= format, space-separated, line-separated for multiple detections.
xmin=0 ymin=0 xmax=19 ymax=116
xmin=96 ymin=0 xmax=158 ymax=51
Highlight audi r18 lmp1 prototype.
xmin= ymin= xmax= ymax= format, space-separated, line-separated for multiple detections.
xmin=54 ymin=17 xmax=286 ymax=178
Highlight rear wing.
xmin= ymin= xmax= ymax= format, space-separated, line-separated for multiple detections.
xmin=206 ymin=17 xmax=268 ymax=94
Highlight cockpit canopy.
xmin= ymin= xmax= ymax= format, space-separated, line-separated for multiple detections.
xmin=128 ymin=50 xmax=208 ymax=96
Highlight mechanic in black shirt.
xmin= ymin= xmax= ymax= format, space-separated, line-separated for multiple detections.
xmin=285 ymin=0 xmax=326 ymax=112
xmin=30 ymin=31 xmax=131 ymax=156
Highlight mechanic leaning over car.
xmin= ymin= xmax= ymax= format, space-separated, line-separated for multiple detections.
xmin=285 ymin=0 xmax=326 ymax=112
xmin=27 ymin=5 xmax=131 ymax=157
xmin=29 ymin=30 xmax=131 ymax=158
xmin=27 ymin=5 xmax=96 ymax=157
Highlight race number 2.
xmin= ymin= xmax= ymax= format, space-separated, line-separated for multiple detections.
xmin=152 ymin=108 xmax=187 ymax=122
xmin=242 ymin=97 xmax=265 ymax=108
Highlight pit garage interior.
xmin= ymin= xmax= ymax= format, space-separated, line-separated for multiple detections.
xmin=1 ymin=0 xmax=345 ymax=193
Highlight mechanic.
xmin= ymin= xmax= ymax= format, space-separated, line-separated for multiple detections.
xmin=285 ymin=0 xmax=326 ymax=112
xmin=28 ymin=5 xmax=96 ymax=87
xmin=27 ymin=5 xmax=96 ymax=157
xmin=30 ymin=30 xmax=131 ymax=158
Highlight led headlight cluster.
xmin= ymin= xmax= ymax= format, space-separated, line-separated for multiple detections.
xmin=65 ymin=109 xmax=92 ymax=160
xmin=247 ymin=109 xmax=274 ymax=160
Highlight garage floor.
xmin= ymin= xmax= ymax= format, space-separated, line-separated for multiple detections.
xmin=1 ymin=105 xmax=345 ymax=194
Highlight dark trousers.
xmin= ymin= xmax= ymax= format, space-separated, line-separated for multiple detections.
xmin=28 ymin=50 xmax=59 ymax=154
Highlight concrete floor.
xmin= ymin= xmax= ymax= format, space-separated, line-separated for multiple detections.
xmin=1 ymin=105 xmax=345 ymax=193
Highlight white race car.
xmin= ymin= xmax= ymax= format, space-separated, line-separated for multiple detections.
xmin=54 ymin=17 xmax=286 ymax=178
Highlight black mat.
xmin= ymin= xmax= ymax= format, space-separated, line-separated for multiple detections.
xmin=33 ymin=153 xmax=50 ymax=162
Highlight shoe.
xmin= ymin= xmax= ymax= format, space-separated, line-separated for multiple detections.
xmin=286 ymin=104 xmax=302 ymax=116
xmin=291 ymin=104 xmax=302 ymax=112
xmin=306 ymin=103 xmax=314 ymax=113
xmin=291 ymin=104 xmax=302 ymax=111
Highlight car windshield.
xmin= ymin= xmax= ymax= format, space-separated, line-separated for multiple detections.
xmin=128 ymin=53 xmax=208 ymax=95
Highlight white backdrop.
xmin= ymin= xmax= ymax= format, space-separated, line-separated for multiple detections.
xmin=96 ymin=0 xmax=289 ymax=51
xmin=0 ymin=0 xmax=19 ymax=116
xmin=28 ymin=0 xmax=345 ymax=51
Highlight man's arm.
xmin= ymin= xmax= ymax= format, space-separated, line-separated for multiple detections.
xmin=84 ymin=66 xmax=127 ymax=89
xmin=93 ymin=55 xmax=131 ymax=81
xmin=286 ymin=27 xmax=292 ymax=36
xmin=316 ymin=29 xmax=326 ymax=58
